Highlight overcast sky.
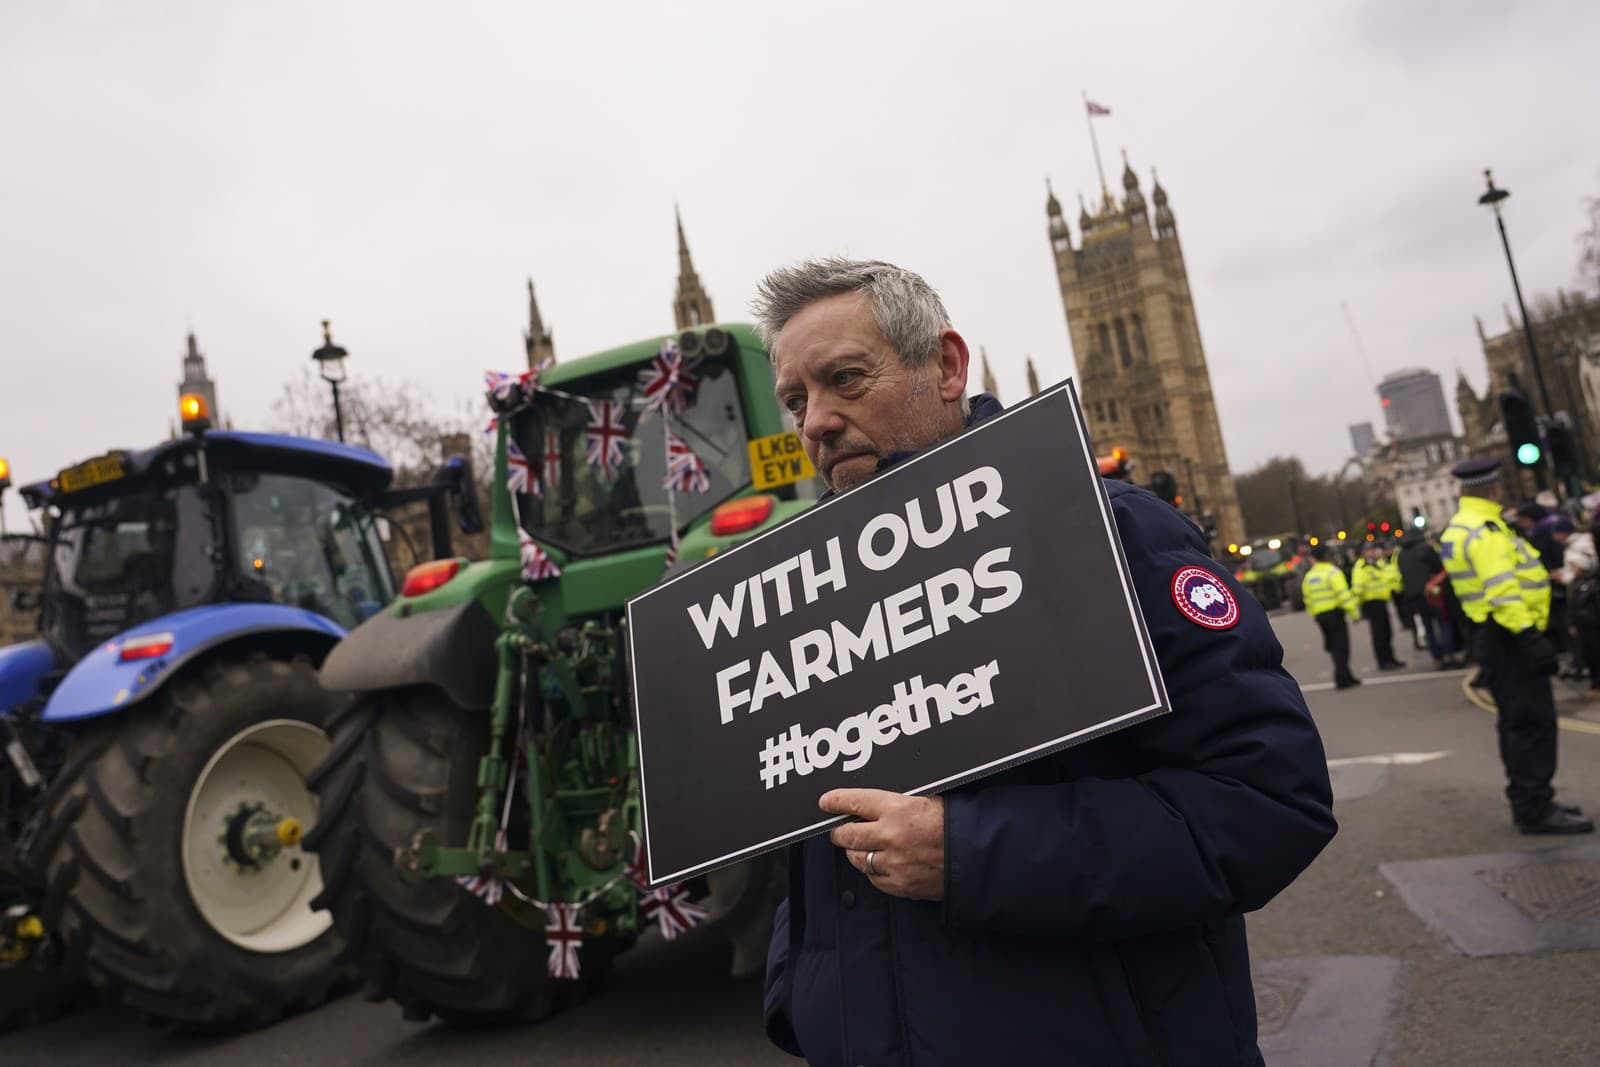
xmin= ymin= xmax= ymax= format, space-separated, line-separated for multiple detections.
xmin=4 ymin=0 xmax=1598 ymax=531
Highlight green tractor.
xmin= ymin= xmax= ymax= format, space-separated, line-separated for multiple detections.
xmin=305 ymin=324 xmax=812 ymax=1022
xmin=1233 ymin=534 xmax=1310 ymax=612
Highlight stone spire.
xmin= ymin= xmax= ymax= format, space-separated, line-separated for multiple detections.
xmin=673 ymin=205 xmax=715 ymax=330
xmin=980 ymin=347 xmax=998 ymax=398
xmin=1121 ymin=149 xmax=1145 ymax=220
xmin=524 ymin=277 xmax=556 ymax=369
xmin=178 ymin=331 xmax=219 ymax=426
xmin=1025 ymin=356 xmax=1040 ymax=396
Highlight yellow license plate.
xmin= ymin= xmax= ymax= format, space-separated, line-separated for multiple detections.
xmin=748 ymin=432 xmax=816 ymax=490
xmin=58 ymin=455 xmax=126 ymax=493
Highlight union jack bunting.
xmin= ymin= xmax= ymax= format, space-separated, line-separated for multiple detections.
xmin=520 ymin=533 xmax=562 ymax=582
xmin=506 ymin=439 xmax=540 ymax=498
xmin=545 ymin=903 xmax=584 ymax=979
xmin=542 ymin=429 xmax=563 ymax=490
xmin=663 ymin=428 xmax=710 ymax=494
xmin=641 ymin=884 xmax=708 ymax=941
xmin=624 ymin=840 xmax=649 ymax=887
xmin=639 ymin=340 xmax=700 ymax=415
xmin=485 ymin=370 xmax=520 ymax=404
xmin=456 ymin=828 xmax=508 ymax=906
xmin=585 ymin=400 xmax=627 ymax=474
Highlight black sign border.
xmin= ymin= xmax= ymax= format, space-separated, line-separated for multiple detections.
xmin=627 ymin=379 xmax=1170 ymax=887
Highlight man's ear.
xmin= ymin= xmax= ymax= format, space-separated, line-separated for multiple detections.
xmin=934 ymin=329 xmax=971 ymax=403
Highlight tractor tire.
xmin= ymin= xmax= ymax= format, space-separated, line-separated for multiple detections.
xmin=33 ymin=652 xmax=347 ymax=1030
xmin=304 ymin=686 xmax=590 ymax=1025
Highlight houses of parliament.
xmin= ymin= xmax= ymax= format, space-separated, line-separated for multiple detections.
xmin=1046 ymin=154 xmax=1244 ymax=549
xmin=525 ymin=194 xmax=1244 ymax=548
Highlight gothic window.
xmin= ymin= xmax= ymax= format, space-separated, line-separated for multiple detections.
xmin=1114 ymin=318 xmax=1133 ymax=368
xmin=1108 ymin=400 xmax=1119 ymax=423
xmin=1096 ymin=323 xmax=1112 ymax=367
xmin=1154 ymin=403 xmax=1165 ymax=426
xmin=1132 ymin=313 xmax=1149 ymax=361
xmin=1053 ymin=235 xmax=1070 ymax=255
xmin=1094 ymin=401 xmax=1105 ymax=421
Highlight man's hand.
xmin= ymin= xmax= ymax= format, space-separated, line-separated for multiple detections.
xmin=822 ymin=789 xmax=945 ymax=901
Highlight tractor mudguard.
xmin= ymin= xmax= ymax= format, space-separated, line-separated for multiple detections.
xmin=0 ymin=640 xmax=56 ymax=715
xmin=318 ymin=599 xmax=499 ymax=710
xmin=40 ymin=604 xmax=346 ymax=724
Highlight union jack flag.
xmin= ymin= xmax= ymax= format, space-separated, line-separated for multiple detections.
xmin=520 ymin=532 xmax=562 ymax=582
xmin=624 ymin=840 xmax=648 ymax=887
xmin=641 ymin=884 xmax=708 ymax=941
xmin=485 ymin=370 xmax=520 ymax=404
xmin=456 ymin=828 xmax=508 ymax=906
xmin=639 ymin=340 xmax=700 ymax=415
xmin=506 ymin=439 xmax=539 ymax=498
xmin=664 ymin=527 xmax=680 ymax=569
xmin=585 ymin=400 xmax=627 ymax=474
xmin=542 ymin=429 xmax=563 ymax=491
xmin=663 ymin=428 xmax=710 ymax=494
xmin=545 ymin=902 xmax=584 ymax=979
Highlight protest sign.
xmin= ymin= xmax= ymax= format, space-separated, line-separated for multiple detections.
xmin=627 ymin=382 xmax=1168 ymax=886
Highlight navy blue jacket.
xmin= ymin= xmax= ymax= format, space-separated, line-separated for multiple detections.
xmin=764 ymin=395 xmax=1336 ymax=1066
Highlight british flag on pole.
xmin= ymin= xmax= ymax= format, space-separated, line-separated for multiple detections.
xmin=585 ymin=400 xmax=627 ymax=475
xmin=544 ymin=903 xmax=584 ymax=979
xmin=520 ymin=532 xmax=562 ymax=582
xmin=663 ymin=428 xmax=710 ymax=494
xmin=639 ymin=340 xmax=699 ymax=415
xmin=485 ymin=370 xmax=520 ymax=405
xmin=506 ymin=439 xmax=540 ymax=498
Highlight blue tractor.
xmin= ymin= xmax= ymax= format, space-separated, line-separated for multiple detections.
xmin=0 ymin=399 xmax=479 ymax=1030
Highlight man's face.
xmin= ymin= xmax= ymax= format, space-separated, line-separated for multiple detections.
xmin=772 ymin=292 xmax=965 ymax=492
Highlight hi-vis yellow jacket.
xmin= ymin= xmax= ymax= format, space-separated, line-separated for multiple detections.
xmin=1382 ymin=555 xmax=1403 ymax=596
xmin=1351 ymin=560 xmax=1392 ymax=604
xmin=1301 ymin=561 xmax=1358 ymax=620
xmin=1439 ymin=495 xmax=1551 ymax=633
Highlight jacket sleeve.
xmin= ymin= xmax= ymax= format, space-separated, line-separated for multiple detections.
xmin=1335 ymin=570 xmax=1358 ymax=618
xmin=763 ymin=897 xmax=803 ymax=1056
xmin=943 ymin=490 xmax=1337 ymax=940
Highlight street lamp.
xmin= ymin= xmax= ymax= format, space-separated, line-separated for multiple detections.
xmin=1477 ymin=170 xmax=1557 ymax=439
xmin=311 ymin=319 xmax=349 ymax=443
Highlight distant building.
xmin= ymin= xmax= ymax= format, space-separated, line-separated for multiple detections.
xmin=1378 ymin=368 xmax=1452 ymax=441
xmin=524 ymin=279 xmax=555 ymax=369
xmin=1349 ymin=422 xmax=1375 ymax=456
xmin=673 ymin=207 xmax=715 ymax=330
xmin=1457 ymin=292 xmax=1600 ymax=479
xmin=1394 ymin=466 xmax=1460 ymax=534
xmin=1044 ymin=154 xmax=1244 ymax=547
xmin=179 ymin=332 xmax=220 ymax=424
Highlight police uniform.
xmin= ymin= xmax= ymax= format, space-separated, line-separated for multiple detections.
xmin=1352 ymin=551 xmax=1405 ymax=670
xmin=1301 ymin=553 xmax=1359 ymax=688
xmin=1439 ymin=458 xmax=1592 ymax=835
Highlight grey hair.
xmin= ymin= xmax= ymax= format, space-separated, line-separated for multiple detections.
xmin=750 ymin=257 xmax=952 ymax=369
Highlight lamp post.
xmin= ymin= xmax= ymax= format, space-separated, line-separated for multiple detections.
xmin=311 ymin=320 xmax=349 ymax=443
xmin=1478 ymin=170 xmax=1557 ymax=425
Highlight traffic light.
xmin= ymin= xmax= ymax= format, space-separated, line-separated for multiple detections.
xmin=1499 ymin=390 xmax=1542 ymax=467
xmin=1412 ymin=509 xmax=1426 ymax=529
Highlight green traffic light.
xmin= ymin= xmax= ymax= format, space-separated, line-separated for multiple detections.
xmin=1516 ymin=442 xmax=1542 ymax=465
xmin=1412 ymin=515 xmax=1426 ymax=528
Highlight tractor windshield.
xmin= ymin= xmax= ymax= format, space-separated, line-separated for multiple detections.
xmin=43 ymin=483 xmax=220 ymax=659
xmin=515 ymin=356 xmax=748 ymax=555
xmin=229 ymin=473 xmax=394 ymax=629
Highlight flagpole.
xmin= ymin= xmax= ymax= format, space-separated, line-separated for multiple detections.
xmin=1082 ymin=90 xmax=1109 ymax=204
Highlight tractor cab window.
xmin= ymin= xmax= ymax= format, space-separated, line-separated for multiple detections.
xmin=514 ymin=356 xmax=749 ymax=556
xmin=44 ymin=484 xmax=218 ymax=659
xmin=229 ymin=474 xmax=393 ymax=628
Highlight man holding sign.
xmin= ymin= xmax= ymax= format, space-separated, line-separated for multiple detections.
xmin=751 ymin=259 xmax=1335 ymax=1066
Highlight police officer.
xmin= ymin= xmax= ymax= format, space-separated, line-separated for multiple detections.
xmin=1353 ymin=542 xmax=1406 ymax=670
xmin=1302 ymin=542 xmax=1360 ymax=689
xmin=1440 ymin=457 xmax=1592 ymax=835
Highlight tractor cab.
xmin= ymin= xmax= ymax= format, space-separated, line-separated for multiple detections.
xmin=22 ymin=430 xmax=395 ymax=665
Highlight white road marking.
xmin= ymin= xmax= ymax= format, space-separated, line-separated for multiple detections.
xmin=1326 ymin=751 xmax=1451 ymax=768
xmin=1301 ymin=670 xmax=1469 ymax=694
